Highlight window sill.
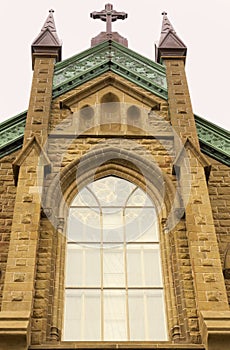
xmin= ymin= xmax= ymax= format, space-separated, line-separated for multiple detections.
xmin=29 ymin=341 xmax=205 ymax=350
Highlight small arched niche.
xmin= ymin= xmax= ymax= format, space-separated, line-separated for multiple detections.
xmin=79 ymin=105 xmax=94 ymax=132
xmin=127 ymin=105 xmax=142 ymax=132
xmin=100 ymin=92 xmax=121 ymax=132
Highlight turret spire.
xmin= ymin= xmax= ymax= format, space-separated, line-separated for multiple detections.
xmin=31 ymin=10 xmax=62 ymax=69
xmin=155 ymin=12 xmax=187 ymax=63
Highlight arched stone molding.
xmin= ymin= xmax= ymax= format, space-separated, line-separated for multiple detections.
xmin=43 ymin=146 xmax=190 ymax=342
xmin=45 ymin=146 xmax=182 ymax=226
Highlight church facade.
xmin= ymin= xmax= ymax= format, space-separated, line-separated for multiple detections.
xmin=0 ymin=5 xmax=229 ymax=350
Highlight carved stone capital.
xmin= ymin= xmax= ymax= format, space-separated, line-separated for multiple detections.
xmin=57 ymin=217 xmax=65 ymax=233
xmin=175 ymin=207 xmax=185 ymax=220
xmin=50 ymin=326 xmax=60 ymax=341
xmin=171 ymin=324 xmax=181 ymax=341
xmin=41 ymin=207 xmax=53 ymax=218
xmin=161 ymin=218 xmax=169 ymax=234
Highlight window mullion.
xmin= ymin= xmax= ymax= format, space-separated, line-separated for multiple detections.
xmin=123 ymin=210 xmax=130 ymax=341
xmin=100 ymin=210 xmax=104 ymax=341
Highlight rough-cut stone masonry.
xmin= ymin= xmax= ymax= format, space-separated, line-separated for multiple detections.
xmin=208 ymin=157 xmax=230 ymax=303
xmin=0 ymin=151 xmax=18 ymax=309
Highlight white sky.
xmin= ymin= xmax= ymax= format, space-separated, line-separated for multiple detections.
xmin=1 ymin=0 xmax=229 ymax=130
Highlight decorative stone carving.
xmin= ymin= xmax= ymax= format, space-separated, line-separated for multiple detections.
xmin=53 ymin=44 xmax=167 ymax=98
xmin=41 ymin=207 xmax=52 ymax=218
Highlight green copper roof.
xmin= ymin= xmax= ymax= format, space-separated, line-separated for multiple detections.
xmin=53 ymin=41 xmax=167 ymax=100
xmin=195 ymin=115 xmax=230 ymax=165
xmin=0 ymin=111 xmax=26 ymax=158
xmin=0 ymin=40 xmax=229 ymax=165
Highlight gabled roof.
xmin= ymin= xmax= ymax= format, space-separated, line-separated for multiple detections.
xmin=53 ymin=40 xmax=167 ymax=100
xmin=0 ymin=40 xmax=229 ymax=166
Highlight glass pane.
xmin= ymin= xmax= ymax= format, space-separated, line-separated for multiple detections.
xmin=64 ymin=289 xmax=101 ymax=341
xmin=103 ymin=208 xmax=124 ymax=243
xmin=88 ymin=177 xmax=135 ymax=207
xmin=127 ymin=244 xmax=163 ymax=287
xmin=71 ymin=187 xmax=99 ymax=207
xmin=67 ymin=208 xmax=101 ymax=243
xmin=125 ymin=208 xmax=158 ymax=242
xmin=104 ymin=290 xmax=127 ymax=340
xmin=66 ymin=245 xmax=101 ymax=287
xmin=128 ymin=290 xmax=167 ymax=341
xmin=128 ymin=290 xmax=145 ymax=340
xmin=126 ymin=187 xmax=152 ymax=207
xmin=64 ymin=176 xmax=166 ymax=342
xmin=146 ymin=290 xmax=168 ymax=340
xmin=103 ymin=246 xmax=125 ymax=287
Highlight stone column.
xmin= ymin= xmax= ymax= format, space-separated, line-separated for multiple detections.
xmin=0 ymin=49 xmax=56 ymax=348
xmin=164 ymin=57 xmax=230 ymax=349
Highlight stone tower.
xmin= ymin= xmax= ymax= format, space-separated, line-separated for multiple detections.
xmin=0 ymin=6 xmax=229 ymax=350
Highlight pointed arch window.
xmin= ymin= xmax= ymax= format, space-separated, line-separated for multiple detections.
xmin=63 ymin=176 xmax=167 ymax=341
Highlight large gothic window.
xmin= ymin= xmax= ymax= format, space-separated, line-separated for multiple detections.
xmin=63 ymin=176 xmax=167 ymax=341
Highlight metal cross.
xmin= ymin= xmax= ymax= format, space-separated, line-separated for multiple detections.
xmin=90 ymin=4 xmax=128 ymax=34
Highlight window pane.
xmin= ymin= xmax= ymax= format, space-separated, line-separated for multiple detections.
xmin=104 ymin=290 xmax=127 ymax=340
xmin=128 ymin=290 xmax=167 ymax=341
xmin=64 ymin=290 xmax=101 ymax=341
xmin=126 ymin=187 xmax=151 ymax=207
xmin=88 ymin=177 xmax=136 ymax=207
xmin=71 ymin=187 xmax=99 ymax=207
xmin=67 ymin=208 xmax=101 ymax=243
xmin=125 ymin=208 xmax=158 ymax=242
xmin=103 ymin=246 xmax=125 ymax=287
xmin=66 ymin=245 xmax=101 ymax=287
xmin=146 ymin=290 xmax=168 ymax=340
xmin=128 ymin=291 xmax=145 ymax=340
xmin=102 ymin=208 xmax=124 ymax=243
xmin=127 ymin=244 xmax=163 ymax=286
xmin=65 ymin=176 xmax=167 ymax=342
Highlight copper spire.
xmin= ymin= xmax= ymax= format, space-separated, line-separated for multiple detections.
xmin=31 ymin=10 xmax=62 ymax=69
xmin=155 ymin=12 xmax=187 ymax=63
xmin=160 ymin=12 xmax=176 ymax=37
xmin=40 ymin=9 xmax=58 ymax=33
xmin=90 ymin=4 xmax=128 ymax=47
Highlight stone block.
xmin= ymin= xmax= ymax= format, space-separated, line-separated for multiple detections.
xmin=200 ymin=311 xmax=230 ymax=350
xmin=0 ymin=311 xmax=30 ymax=350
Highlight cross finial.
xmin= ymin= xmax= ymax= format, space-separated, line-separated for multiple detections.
xmin=90 ymin=3 xmax=128 ymax=34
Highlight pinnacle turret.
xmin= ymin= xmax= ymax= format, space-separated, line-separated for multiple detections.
xmin=155 ymin=12 xmax=187 ymax=63
xmin=31 ymin=10 xmax=62 ymax=69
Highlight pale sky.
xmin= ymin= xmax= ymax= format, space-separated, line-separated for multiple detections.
xmin=1 ymin=0 xmax=229 ymax=130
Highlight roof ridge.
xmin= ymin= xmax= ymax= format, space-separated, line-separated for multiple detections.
xmin=54 ymin=40 xmax=165 ymax=73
